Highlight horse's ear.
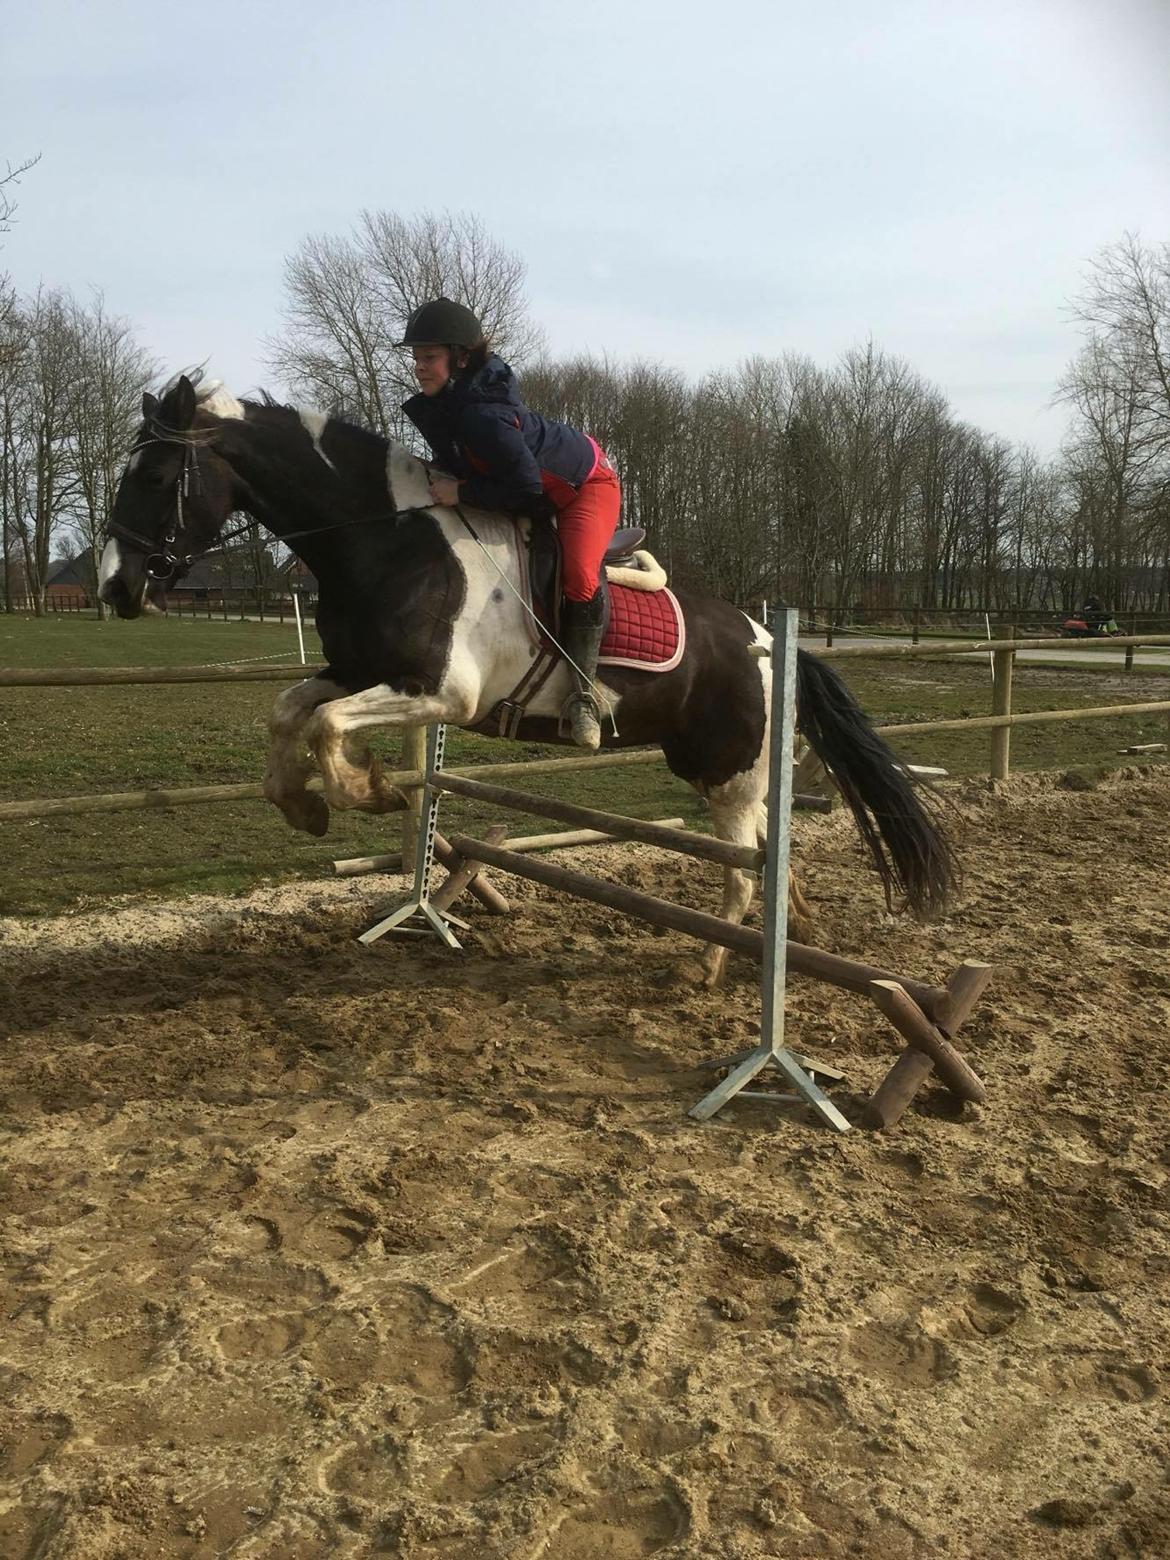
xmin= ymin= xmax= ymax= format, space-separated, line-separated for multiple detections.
xmin=142 ymin=391 xmax=160 ymax=421
xmin=159 ymin=374 xmax=197 ymax=430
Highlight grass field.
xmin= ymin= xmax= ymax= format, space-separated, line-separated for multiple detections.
xmin=2 ymin=615 xmax=1167 ymax=915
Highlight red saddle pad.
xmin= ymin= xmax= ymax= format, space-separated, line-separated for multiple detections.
xmin=599 ymin=585 xmax=685 ymax=671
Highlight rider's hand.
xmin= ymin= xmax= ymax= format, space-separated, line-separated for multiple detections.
xmin=428 ymin=476 xmax=460 ymax=507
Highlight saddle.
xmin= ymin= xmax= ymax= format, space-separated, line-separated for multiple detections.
xmin=525 ymin=519 xmax=648 ymax=635
xmin=479 ymin=520 xmax=684 ymax=740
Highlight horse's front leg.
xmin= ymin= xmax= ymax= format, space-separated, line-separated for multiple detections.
xmin=304 ymin=682 xmax=478 ymax=813
xmin=264 ymin=675 xmax=351 ymax=836
xmin=700 ymin=778 xmax=817 ymax=988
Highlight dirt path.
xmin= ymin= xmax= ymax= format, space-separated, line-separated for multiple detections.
xmin=2 ymin=770 xmax=1168 ymax=1558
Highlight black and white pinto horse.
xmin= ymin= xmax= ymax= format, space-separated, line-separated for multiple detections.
xmin=99 ymin=373 xmax=956 ymax=985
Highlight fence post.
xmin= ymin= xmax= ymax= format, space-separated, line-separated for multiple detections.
xmin=400 ymin=726 xmax=429 ymax=865
xmin=912 ymin=605 xmax=920 ymax=646
xmin=1125 ymin=611 xmax=1136 ymax=672
xmin=990 ymin=622 xmax=1015 ymax=782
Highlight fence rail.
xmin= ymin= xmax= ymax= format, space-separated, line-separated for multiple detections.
xmin=2 ymin=634 xmax=1168 ymax=827
xmin=3 ymin=589 xmax=316 ymax=621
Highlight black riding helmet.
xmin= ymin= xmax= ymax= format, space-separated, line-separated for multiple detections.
xmin=398 ymin=297 xmax=484 ymax=349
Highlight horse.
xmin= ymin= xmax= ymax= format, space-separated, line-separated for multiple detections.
xmin=98 ymin=371 xmax=957 ymax=985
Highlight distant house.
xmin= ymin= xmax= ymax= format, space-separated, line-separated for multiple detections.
xmin=0 ymin=556 xmax=31 ymax=601
xmin=165 ymin=555 xmax=237 ymax=601
xmin=45 ymin=550 xmax=96 ymax=608
xmin=38 ymin=540 xmax=320 ymax=610
xmin=165 ymin=551 xmax=318 ymax=603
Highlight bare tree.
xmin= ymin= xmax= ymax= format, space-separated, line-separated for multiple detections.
xmin=0 ymin=292 xmax=29 ymax=609
xmin=1 ymin=155 xmax=40 ymax=382
xmin=1058 ymin=236 xmax=1170 ymax=608
xmin=1059 ymin=332 xmax=1156 ymax=606
xmin=66 ymin=293 xmax=157 ymax=610
xmin=0 ymin=153 xmax=40 ymax=238
xmin=266 ymin=232 xmax=398 ymax=432
xmin=1072 ymin=235 xmax=1170 ymax=453
xmin=359 ymin=210 xmax=543 ymax=368
xmin=6 ymin=289 xmax=81 ymax=614
xmin=267 ymin=211 xmax=542 ymax=437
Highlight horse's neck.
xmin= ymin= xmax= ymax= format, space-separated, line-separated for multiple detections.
xmin=219 ymin=408 xmax=390 ymax=554
xmin=218 ymin=410 xmax=525 ymax=587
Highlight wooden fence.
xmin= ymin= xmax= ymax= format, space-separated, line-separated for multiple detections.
xmin=3 ymin=588 xmax=313 ymax=622
xmin=1 ymin=634 xmax=1168 ymax=828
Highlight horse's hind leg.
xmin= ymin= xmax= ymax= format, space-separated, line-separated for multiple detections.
xmin=264 ymin=675 xmax=350 ymax=836
xmin=700 ymin=779 xmax=765 ymax=990
xmin=701 ymin=777 xmax=816 ymax=988
xmin=756 ymin=802 xmax=815 ymax=944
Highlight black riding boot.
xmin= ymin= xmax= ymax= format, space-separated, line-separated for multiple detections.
xmin=561 ymin=593 xmax=606 ymax=751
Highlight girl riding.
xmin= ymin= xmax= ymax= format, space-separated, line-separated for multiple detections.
xmin=399 ymin=297 xmax=620 ymax=750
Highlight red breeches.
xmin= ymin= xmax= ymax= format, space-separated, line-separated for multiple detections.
xmin=557 ymin=455 xmax=622 ymax=602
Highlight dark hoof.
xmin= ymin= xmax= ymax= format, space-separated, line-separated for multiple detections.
xmin=303 ymin=794 xmax=330 ymax=836
xmin=273 ymin=791 xmax=330 ymax=836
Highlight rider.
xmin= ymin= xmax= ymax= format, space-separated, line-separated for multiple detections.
xmin=1081 ymin=593 xmax=1108 ymax=631
xmin=399 ymin=297 xmax=620 ymax=750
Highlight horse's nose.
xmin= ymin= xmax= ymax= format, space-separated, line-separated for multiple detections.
xmin=100 ymin=573 xmax=140 ymax=619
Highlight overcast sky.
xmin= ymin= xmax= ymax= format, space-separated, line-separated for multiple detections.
xmin=4 ymin=0 xmax=1167 ymax=455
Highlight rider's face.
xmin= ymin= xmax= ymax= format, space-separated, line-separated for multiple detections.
xmin=413 ymin=346 xmax=452 ymax=397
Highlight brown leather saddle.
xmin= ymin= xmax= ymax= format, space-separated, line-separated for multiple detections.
xmin=526 ymin=518 xmax=647 ymax=633
xmin=478 ymin=520 xmax=647 ymax=740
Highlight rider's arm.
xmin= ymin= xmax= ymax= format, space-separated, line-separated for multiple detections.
xmin=402 ymin=394 xmax=466 ymax=477
xmin=457 ymin=407 xmax=545 ymax=513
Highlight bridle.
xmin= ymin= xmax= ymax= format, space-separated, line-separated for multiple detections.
xmin=105 ymin=430 xmax=257 ymax=583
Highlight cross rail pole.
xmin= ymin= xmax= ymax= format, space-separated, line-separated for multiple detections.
xmin=432 ymin=832 xmax=958 ymax=1028
xmin=432 ymin=772 xmax=765 ymax=872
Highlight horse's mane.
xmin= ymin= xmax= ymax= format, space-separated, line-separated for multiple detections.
xmin=157 ymin=369 xmax=387 ymax=445
xmin=251 ymin=388 xmax=397 ymax=450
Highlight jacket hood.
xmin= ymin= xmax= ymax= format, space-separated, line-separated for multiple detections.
xmin=449 ymin=353 xmax=522 ymax=408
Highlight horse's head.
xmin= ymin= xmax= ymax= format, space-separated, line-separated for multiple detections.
xmin=99 ymin=373 xmax=241 ymax=619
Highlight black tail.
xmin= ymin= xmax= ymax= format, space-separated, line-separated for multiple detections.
xmin=795 ymin=649 xmax=958 ymax=918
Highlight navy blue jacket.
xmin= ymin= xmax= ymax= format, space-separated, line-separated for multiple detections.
xmin=402 ymin=355 xmax=596 ymax=514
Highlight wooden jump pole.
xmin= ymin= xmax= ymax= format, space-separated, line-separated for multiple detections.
xmin=429 ymin=825 xmax=509 ymax=916
xmin=440 ymin=834 xmax=958 ymax=1025
xmin=439 ymin=829 xmax=973 ymax=1035
xmin=0 ymin=777 xmax=331 ymax=821
xmin=431 ymin=832 xmax=510 ymax=915
xmin=861 ymin=963 xmax=992 ymax=1128
xmin=332 ymin=818 xmax=688 ymax=877
xmin=433 ymin=772 xmax=765 ymax=872
xmin=815 ymin=632 xmax=1170 ymax=660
